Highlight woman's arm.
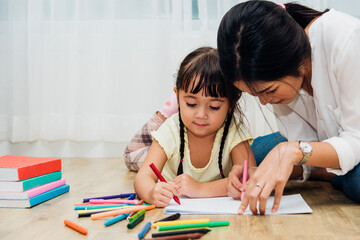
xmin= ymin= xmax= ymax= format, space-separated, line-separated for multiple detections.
xmin=134 ymin=139 xmax=178 ymax=207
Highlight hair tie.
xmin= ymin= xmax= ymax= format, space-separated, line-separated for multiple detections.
xmin=180 ymin=159 xmax=183 ymax=162
xmin=277 ymin=3 xmax=286 ymax=10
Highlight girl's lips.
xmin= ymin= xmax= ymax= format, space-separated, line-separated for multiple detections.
xmin=194 ymin=123 xmax=207 ymax=127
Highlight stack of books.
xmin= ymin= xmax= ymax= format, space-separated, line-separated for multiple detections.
xmin=0 ymin=155 xmax=70 ymax=208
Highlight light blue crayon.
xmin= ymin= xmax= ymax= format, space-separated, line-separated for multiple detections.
xmin=104 ymin=213 xmax=130 ymax=226
xmin=138 ymin=221 xmax=151 ymax=239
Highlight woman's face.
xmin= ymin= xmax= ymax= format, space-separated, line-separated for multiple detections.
xmin=234 ymin=75 xmax=303 ymax=105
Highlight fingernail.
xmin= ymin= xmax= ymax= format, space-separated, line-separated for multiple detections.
xmin=271 ymin=207 xmax=277 ymax=213
xmin=239 ymin=187 xmax=244 ymax=191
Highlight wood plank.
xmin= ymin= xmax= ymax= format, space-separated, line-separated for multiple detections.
xmin=0 ymin=158 xmax=359 ymax=240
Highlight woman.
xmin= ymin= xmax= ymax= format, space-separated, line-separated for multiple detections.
xmin=217 ymin=0 xmax=360 ymax=214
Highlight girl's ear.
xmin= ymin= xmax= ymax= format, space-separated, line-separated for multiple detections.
xmin=173 ymin=87 xmax=180 ymax=105
xmin=173 ymin=87 xmax=177 ymax=95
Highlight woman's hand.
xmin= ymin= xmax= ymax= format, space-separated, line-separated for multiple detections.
xmin=149 ymin=182 xmax=179 ymax=207
xmin=227 ymin=164 xmax=256 ymax=199
xmin=239 ymin=141 xmax=302 ymax=215
xmin=173 ymin=174 xmax=201 ymax=198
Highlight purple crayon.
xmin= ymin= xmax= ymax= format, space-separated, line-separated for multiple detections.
xmin=83 ymin=193 xmax=135 ymax=203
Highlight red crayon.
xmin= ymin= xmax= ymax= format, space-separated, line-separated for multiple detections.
xmin=149 ymin=163 xmax=181 ymax=205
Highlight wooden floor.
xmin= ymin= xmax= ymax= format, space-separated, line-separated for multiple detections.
xmin=0 ymin=158 xmax=360 ymax=240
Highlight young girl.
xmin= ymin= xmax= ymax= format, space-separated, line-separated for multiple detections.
xmin=134 ymin=47 xmax=255 ymax=207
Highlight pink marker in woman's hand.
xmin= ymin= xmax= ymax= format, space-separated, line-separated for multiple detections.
xmin=241 ymin=160 xmax=248 ymax=201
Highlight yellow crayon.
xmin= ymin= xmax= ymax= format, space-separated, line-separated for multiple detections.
xmin=152 ymin=218 xmax=210 ymax=227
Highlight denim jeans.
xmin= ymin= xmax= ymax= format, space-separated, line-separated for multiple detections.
xmin=251 ymin=132 xmax=360 ymax=203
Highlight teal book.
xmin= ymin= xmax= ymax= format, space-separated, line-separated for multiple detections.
xmin=0 ymin=184 xmax=70 ymax=208
xmin=0 ymin=171 xmax=62 ymax=192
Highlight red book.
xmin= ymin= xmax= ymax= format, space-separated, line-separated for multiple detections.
xmin=0 ymin=155 xmax=62 ymax=181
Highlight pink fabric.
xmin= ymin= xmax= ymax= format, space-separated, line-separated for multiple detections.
xmin=158 ymin=92 xmax=179 ymax=118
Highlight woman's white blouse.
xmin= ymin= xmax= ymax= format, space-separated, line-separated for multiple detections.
xmin=273 ymin=9 xmax=360 ymax=175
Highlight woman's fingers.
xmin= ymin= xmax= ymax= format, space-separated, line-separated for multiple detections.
xmin=271 ymin=181 xmax=286 ymax=213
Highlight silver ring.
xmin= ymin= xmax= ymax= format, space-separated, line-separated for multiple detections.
xmin=255 ymin=183 xmax=263 ymax=190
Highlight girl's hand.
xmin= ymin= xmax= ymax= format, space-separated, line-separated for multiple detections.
xmin=238 ymin=142 xmax=302 ymax=215
xmin=173 ymin=174 xmax=200 ymax=198
xmin=150 ymin=181 xmax=179 ymax=207
xmin=227 ymin=165 xmax=256 ymax=199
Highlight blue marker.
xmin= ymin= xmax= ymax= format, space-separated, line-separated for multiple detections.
xmin=138 ymin=221 xmax=152 ymax=239
xmin=104 ymin=213 xmax=130 ymax=226
xmin=127 ymin=193 xmax=136 ymax=200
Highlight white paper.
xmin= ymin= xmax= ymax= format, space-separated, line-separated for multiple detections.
xmin=164 ymin=194 xmax=312 ymax=215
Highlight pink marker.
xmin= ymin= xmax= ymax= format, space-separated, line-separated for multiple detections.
xmin=89 ymin=199 xmax=138 ymax=204
xmin=241 ymin=160 xmax=248 ymax=201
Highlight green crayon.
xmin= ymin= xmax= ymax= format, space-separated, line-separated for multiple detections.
xmin=127 ymin=212 xmax=145 ymax=229
xmin=157 ymin=221 xmax=229 ymax=231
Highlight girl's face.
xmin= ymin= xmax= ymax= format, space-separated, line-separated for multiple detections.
xmin=234 ymin=75 xmax=303 ymax=105
xmin=176 ymin=88 xmax=230 ymax=138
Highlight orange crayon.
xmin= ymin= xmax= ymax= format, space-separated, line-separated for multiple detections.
xmin=64 ymin=219 xmax=88 ymax=235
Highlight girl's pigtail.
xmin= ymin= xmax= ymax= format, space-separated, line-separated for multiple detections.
xmin=218 ymin=113 xmax=232 ymax=178
xmin=177 ymin=111 xmax=185 ymax=175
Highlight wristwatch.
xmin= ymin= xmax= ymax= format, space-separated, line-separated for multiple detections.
xmin=298 ymin=141 xmax=312 ymax=165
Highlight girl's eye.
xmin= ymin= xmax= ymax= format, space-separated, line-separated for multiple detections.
xmin=210 ymin=106 xmax=220 ymax=110
xmin=186 ymin=103 xmax=196 ymax=108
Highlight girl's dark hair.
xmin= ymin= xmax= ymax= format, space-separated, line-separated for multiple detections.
xmin=176 ymin=46 xmax=241 ymax=178
xmin=217 ymin=0 xmax=328 ymax=89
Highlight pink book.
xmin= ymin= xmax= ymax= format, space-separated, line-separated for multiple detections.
xmin=0 ymin=179 xmax=66 ymax=200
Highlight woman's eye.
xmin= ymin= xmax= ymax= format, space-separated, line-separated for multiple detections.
xmin=210 ymin=106 xmax=220 ymax=110
xmin=186 ymin=103 xmax=196 ymax=108
xmin=268 ymin=88 xmax=278 ymax=94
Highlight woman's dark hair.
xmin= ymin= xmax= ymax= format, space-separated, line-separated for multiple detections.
xmin=217 ymin=0 xmax=328 ymax=89
xmin=175 ymin=46 xmax=242 ymax=178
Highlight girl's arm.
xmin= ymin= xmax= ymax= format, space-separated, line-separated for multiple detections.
xmin=134 ymin=139 xmax=178 ymax=207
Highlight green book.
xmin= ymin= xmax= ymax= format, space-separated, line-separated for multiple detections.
xmin=0 ymin=171 xmax=62 ymax=192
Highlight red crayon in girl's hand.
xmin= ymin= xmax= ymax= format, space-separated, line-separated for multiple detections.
xmin=149 ymin=163 xmax=181 ymax=205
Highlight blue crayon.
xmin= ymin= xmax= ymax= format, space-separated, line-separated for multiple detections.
xmin=127 ymin=193 xmax=136 ymax=200
xmin=138 ymin=221 xmax=152 ymax=239
xmin=104 ymin=213 xmax=130 ymax=226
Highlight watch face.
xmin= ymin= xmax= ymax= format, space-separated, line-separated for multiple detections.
xmin=300 ymin=142 xmax=312 ymax=154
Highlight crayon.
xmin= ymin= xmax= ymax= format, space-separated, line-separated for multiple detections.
xmin=157 ymin=221 xmax=229 ymax=231
xmin=149 ymin=163 xmax=181 ymax=205
xmin=152 ymin=228 xmax=211 ymax=238
xmin=129 ymin=210 xmax=146 ymax=222
xmin=127 ymin=193 xmax=137 ymax=200
xmin=64 ymin=219 xmax=88 ymax=235
xmin=83 ymin=193 xmax=134 ymax=202
xmin=89 ymin=199 xmax=138 ymax=204
xmin=144 ymin=232 xmax=204 ymax=240
xmin=241 ymin=160 xmax=248 ymax=201
xmin=152 ymin=218 xmax=210 ymax=228
xmin=128 ymin=200 xmax=145 ymax=218
xmin=154 ymin=213 xmax=181 ymax=223
xmin=127 ymin=212 xmax=145 ymax=229
xmin=104 ymin=213 xmax=130 ymax=226
xmin=91 ymin=204 xmax=155 ymax=220
xmin=138 ymin=221 xmax=152 ymax=239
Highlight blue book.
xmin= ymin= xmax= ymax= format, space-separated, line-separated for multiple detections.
xmin=0 ymin=184 xmax=70 ymax=208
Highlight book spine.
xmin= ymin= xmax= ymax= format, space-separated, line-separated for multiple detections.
xmin=27 ymin=179 xmax=66 ymax=198
xmin=22 ymin=171 xmax=62 ymax=191
xmin=17 ymin=159 xmax=62 ymax=180
xmin=29 ymin=184 xmax=70 ymax=207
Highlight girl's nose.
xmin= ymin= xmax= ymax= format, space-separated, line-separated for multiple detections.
xmin=195 ymin=106 xmax=207 ymax=118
